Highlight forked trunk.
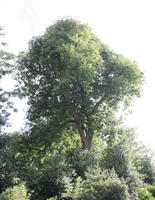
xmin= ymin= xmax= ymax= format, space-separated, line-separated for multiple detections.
xmin=81 ymin=134 xmax=93 ymax=151
xmin=75 ymin=121 xmax=93 ymax=150
xmin=64 ymin=90 xmax=93 ymax=150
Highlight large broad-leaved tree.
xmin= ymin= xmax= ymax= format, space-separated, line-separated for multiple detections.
xmin=17 ymin=18 xmax=144 ymax=150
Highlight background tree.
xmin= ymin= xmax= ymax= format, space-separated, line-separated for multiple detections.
xmin=64 ymin=168 xmax=130 ymax=200
xmin=0 ymin=183 xmax=30 ymax=200
xmin=17 ymin=18 xmax=144 ymax=150
xmin=0 ymin=134 xmax=17 ymax=193
xmin=101 ymin=127 xmax=136 ymax=178
xmin=0 ymin=26 xmax=14 ymax=132
xmin=100 ymin=126 xmax=144 ymax=199
xmin=133 ymin=145 xmax=155 ymax=185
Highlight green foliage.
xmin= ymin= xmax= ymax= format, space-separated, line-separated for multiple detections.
xmin=101 ymin=127 xmax=144 ymax=199
xmin=47 ymin=197 xmax=58 ymax=200
xmin=126 ymin=169 xmax=144 ymax=199
xmin=137 ymin=188 xmax=155 ymax=200
xmin=62 ymin=176 xmax=82 ymax=199
xmin=147 ymin=184 xmax=155 ymax=197
xmin=101 ymin=127 xmax=136 ymax=178
xmin=0 ymin=134 xmax=22 ymax=193
xmin=70 ymin=177 xmax=82 ymax=199
xmin=133 ymin=145 xmax=155 ymax=185
xmin=0 ymin=19 xmax=150 ymax=200
xmin=139 ymin=153 xmax=155 ymax=184
xmin=0 ymin=184 xmax=30 ymax=200
xmin=0 ymin=26 xmax=14 ymax=131
xmin=16 ymin=18 xmax=144 ymax=150
xmin=68 ymin=168 xmax=130 ymax=200
xmin=65 ymin=147 xmax=98 ymax=179
xmin=0 ymin=130 xmax=154 ymax=200
xmin=22 ymin=153 xmax=73 ymax=200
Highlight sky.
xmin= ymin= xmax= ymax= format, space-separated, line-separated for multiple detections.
xmin=0 ymin=0 xmax=155 ymax=151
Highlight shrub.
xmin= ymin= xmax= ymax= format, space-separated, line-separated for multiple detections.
xmin=47 ymin=197 xmax=58 ymax=200
xmin=138 ymin=153 xmax=155 ymax=185
xmin=65 ymin=147 xmax=98 ymax=179
xmin=24 ymin=154 xmax=73 ymax=200
xmin=0 ymin=184 xmax=29 ymax=200
xmin=67 ymin=168 xmax=130 ymax=200
xmin=137 ymin=188 xmax=154 ymax=200
xmin=147 ymin=184 xmax=155 ymax=197
xmin=125 ymin=169 xmax=144 ymax=199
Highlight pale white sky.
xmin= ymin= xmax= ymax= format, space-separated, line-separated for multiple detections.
xmin=0 ymin=0 xmax=155 ymax=151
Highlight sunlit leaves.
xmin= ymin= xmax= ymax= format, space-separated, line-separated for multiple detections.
xmin=17 ymin=18 xmax=144 ymax=149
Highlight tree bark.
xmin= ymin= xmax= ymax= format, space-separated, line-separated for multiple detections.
xmin=76 ymin=121 xmax=93 ymax=151
xmin=64 ymin=90 xmax=93 ymax=150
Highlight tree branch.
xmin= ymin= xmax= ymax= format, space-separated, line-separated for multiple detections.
xmin=63 ymin=90 xmax=89 ymax=147
xmin=92 ymin=95 xmax=106 ymax=113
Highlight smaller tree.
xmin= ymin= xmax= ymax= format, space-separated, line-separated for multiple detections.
xmin=0 ymin=134 xmax=21 ymax=193
xmin=147 ymin=184 xmax=155 ymax=198
xmin=101 ymin=127 xmax=136 ymax=178
xmin=137 ymin=188 xmax=154 ymax=200
xmin=66 ymin=168 xmax=130 ymax=200
xmin=133 ymin=145 xmax=155 ymax=185
xmin=65 ymin=147 xmax=98 ymax=179
xmin=0 ymin=26 xmax=14 ymax=132
xmin=101 ymin=127 xmax=144 ymax=199
xmin=0 ymin=184 xmax=29 ymax=200
xmin=21 ymin=153 xmax=73 ymax=200
xmin=139 ymin=152 xmax=155 ymax=184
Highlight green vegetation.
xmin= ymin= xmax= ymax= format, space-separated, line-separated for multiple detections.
xmin=0 ymin=18 xmax=154 ymax=200
xmin=0 ymin=184 xmax=29 ymax=200
xmin=0 ymin=26 xmax=14 ymax=132
xmin=16 ymin=18 xmax=143 ymax=150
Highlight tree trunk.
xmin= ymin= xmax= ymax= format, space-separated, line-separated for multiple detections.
xmin=82 ymin=134 xmax=93 ymax=151
xmin=76 ymin=122 xmax=93 ymax=151
xmin=64 ymin=90 xmax=93 ymax=151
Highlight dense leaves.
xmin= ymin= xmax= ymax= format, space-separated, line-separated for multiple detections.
xmin=137 ymin=188 xmax=154 ymax=200
xmin=65 ymin=147 xmax=98 ymax=179
xmin=22 ymin=154 xmax=73 ymax=200
xmin=0 ymin=184 xmax=29 ymax=200
xmin=66 ymin=168 xmax=130 ymax=200
xmin=1 ymin=19 xmax=154 ymax=200
xmin=17 ymin=18 xmax=144 ymax=150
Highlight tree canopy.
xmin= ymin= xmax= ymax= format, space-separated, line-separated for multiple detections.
xmin=17 ymin=18 xmax=144 ymax=150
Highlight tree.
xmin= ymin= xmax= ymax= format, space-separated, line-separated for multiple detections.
xmin=65 ymin=168 xmax=130 ymax=200
xmin=101 ymin=128 xmax=133 ymax=178
xmin=0 ymin=183 xmax=30 ymax=200
xmin=17 ymin=18 xmax=144 ymax=150
xmin=0 ymin=26 xmax=14 ymax=132
xmin=100 ymin=127 xmax=144 ymax=199
xmin=0 ymin=134 xmax=22 ymax=193
xmin=134 ymin=146 xmax=155 ymax=185
xmin=21 ymin=154 xmax=73 ymax=200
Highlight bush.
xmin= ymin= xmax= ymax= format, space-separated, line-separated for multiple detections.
xmin=0 ymin=184 xmax=29 ymax=200
xmin=23 ymin=154 xmax=73 ymax=200
xmin=0 ymin=134 xmax=21 ymax=193
xmin=67 ymin=168 xmax=130 ymax=200
xmin=101 ymin=129 xmax=134 ymax=179
xmin=138 ymin=153 xmax=155 ymax=185
xmin=125 ymin=169 xmax=144 ymax=199
xmin=65 ymin=147 xmax=98 ymax=179
xmin=137 ymin=188 xmax=154 ymax=200
xmin=147 ymin=184 xmax=155 ymax=197
xmin=47 ymin=197 xmax=58 ymax=200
